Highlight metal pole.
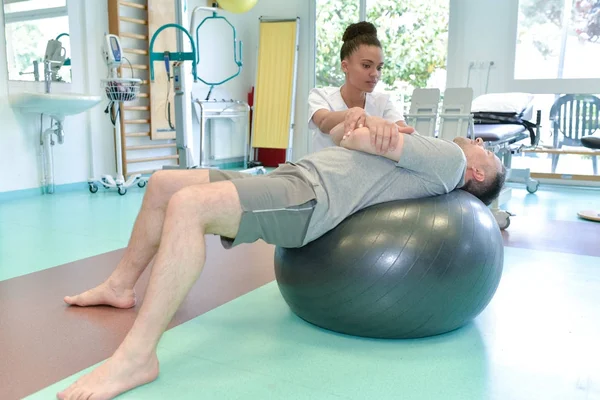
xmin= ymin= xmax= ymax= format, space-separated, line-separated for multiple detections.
xmin=359 ymin=0 xmax=367 ymax=21
xmin=557 ymin=0 xmax=572 ymax=79
xmin=175 ymin=0 xmax=184 ymax=52
xmin=166 ymin=0 xmax=196 ymax=169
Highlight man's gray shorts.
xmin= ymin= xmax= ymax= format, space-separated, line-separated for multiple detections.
xmin=209 ymin=164 xmax=317 ymax=249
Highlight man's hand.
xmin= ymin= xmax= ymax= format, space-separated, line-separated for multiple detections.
xmin=344 ymin=107 xmax=367 ymax=136
xmin=365 ymin=116 xmax=415 ymax=154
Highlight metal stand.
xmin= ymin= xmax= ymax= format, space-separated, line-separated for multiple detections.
xmin=89 ymin=78 xmax=144 ymax=195
xmin=149 ymin=18 xmax=199 ymax=170
xmin=149 ymin=2 xmax=246 ymax=171
xmin=193 ymin=99 xmax=251 ymax=169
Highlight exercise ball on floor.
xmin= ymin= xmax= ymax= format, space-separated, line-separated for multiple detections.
xmin=274 ymin=190 xmax=504 ymax=339
xmin=216 ymin=0 xmax=258 ymax=13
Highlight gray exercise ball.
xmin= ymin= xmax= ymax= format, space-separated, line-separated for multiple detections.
xmin=274 ymin=190 xmax=504 ymax=339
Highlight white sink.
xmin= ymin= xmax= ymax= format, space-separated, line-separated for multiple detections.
xmin=9 ymin=92 xmax=103 ymax=121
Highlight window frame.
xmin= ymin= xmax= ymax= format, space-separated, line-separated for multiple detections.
xmin=4 ymin=6 xmax=68 ymax=24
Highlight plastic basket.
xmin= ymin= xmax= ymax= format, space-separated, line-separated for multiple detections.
xmin=101 ymin=77 xmax=141 ymax=102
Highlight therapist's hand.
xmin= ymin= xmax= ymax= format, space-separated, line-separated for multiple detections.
xmin=365 ymin=116 xmax=415 ymax=154
xmin=344 ymin=107 xmax=367 ymax=135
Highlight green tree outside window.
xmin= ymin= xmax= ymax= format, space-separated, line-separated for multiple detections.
xmin=316 ymin=0 xmax=449 ymax=91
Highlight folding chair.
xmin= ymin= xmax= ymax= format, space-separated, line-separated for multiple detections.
xmin=404 ymin=88 xmax=441 ymax=137
xmin=438 ymin=87 xmax=475 ymax=140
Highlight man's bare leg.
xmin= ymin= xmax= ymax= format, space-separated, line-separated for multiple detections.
xmin=57 ymin=180 xmax=243 ymax=400
xmin=64 ymin=169 xmax=212 ymax=309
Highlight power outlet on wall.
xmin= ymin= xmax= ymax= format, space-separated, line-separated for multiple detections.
xmin=469 ymin=61 xmax=495 ymax=69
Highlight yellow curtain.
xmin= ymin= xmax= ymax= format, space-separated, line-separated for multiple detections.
xmin=251 ymin=19 xmax=298 ymax=149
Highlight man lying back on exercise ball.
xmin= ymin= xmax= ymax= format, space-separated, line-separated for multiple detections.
xmin=57 ymin=118 xmax=506 ymax=400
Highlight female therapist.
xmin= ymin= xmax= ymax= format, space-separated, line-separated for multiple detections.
xmin=309 ymin=21 xmax=408 ymax=153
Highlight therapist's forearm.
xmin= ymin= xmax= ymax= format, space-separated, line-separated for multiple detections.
xmin=317 ymin=110 xmax=349 ymax=134
xmin=340 ymin=127 xmax=405 ymax=162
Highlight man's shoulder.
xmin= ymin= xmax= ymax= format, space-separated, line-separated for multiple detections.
xmin=399 ymin=134 xmax=466 ymax=172
xmin=409 ymin=133 xmax=463 ymax=153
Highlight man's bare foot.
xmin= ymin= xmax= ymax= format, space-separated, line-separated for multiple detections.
xmin=64 ymin=281 xmax=136 ymax=309
xmin=56 ymin=351 xmax=158 ymax=400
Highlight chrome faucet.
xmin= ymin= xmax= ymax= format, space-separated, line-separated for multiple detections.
xmin=44 ymin=59 xmax=63 ymax=93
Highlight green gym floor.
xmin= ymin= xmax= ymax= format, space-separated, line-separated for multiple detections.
xmin=1 ymin=182 xmax=600 ymax=399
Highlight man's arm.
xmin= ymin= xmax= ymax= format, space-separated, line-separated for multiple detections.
xmin=330 ymin=121 xmax=349 ymax=145
xmin=340 ymin=121 xmax=468 ymax=193
xmin=331 ymin=122 xmax=407 ymax=162
xmin=331 ymin=115 xmax=408 ymax=152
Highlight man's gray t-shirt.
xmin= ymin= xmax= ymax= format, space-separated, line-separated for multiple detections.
xmin=295 ymin=132 xmax=467 ymax=245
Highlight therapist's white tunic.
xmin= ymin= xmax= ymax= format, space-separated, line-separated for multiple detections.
xmin=308 ymin=86 xmax=405 ymax=153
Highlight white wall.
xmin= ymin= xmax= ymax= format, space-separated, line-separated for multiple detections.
xmin=446 ymin=0 xmax=517 ymax=97
xmin=447 ymin=0 xmax=600 ymax=97
xmin=0 ymin=3 xmax=32 ymax=193
xmin=0 ymin=0 xmax=312 ymax=193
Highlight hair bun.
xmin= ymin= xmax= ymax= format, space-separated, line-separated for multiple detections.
xmin=342 ymin=21 xmax=377 ymax=42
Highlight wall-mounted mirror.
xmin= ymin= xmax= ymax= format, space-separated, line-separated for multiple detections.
xmin=2 ymin=0 xmax=71 ymax=83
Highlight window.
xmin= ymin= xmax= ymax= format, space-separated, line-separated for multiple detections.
xmin=365 ymin=0 xmax=449 ymax=90
xmin=515 ymin=0 xmax=600 ymax=79
xmin=4 ymin=16 xmax=70 ymax=82
xmin=315 ymin=0 xmax=360 ymax=88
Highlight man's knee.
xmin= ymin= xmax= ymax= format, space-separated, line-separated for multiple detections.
xmin=147 ymin=170 xmax=170 ymax=191
xmin=166 ymin=186 xmax=212 ymax=222
xmin=165 ymin=183 xmax=241 ymax=230
xmin=145 ymin=170 xmax=188 ymax=206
